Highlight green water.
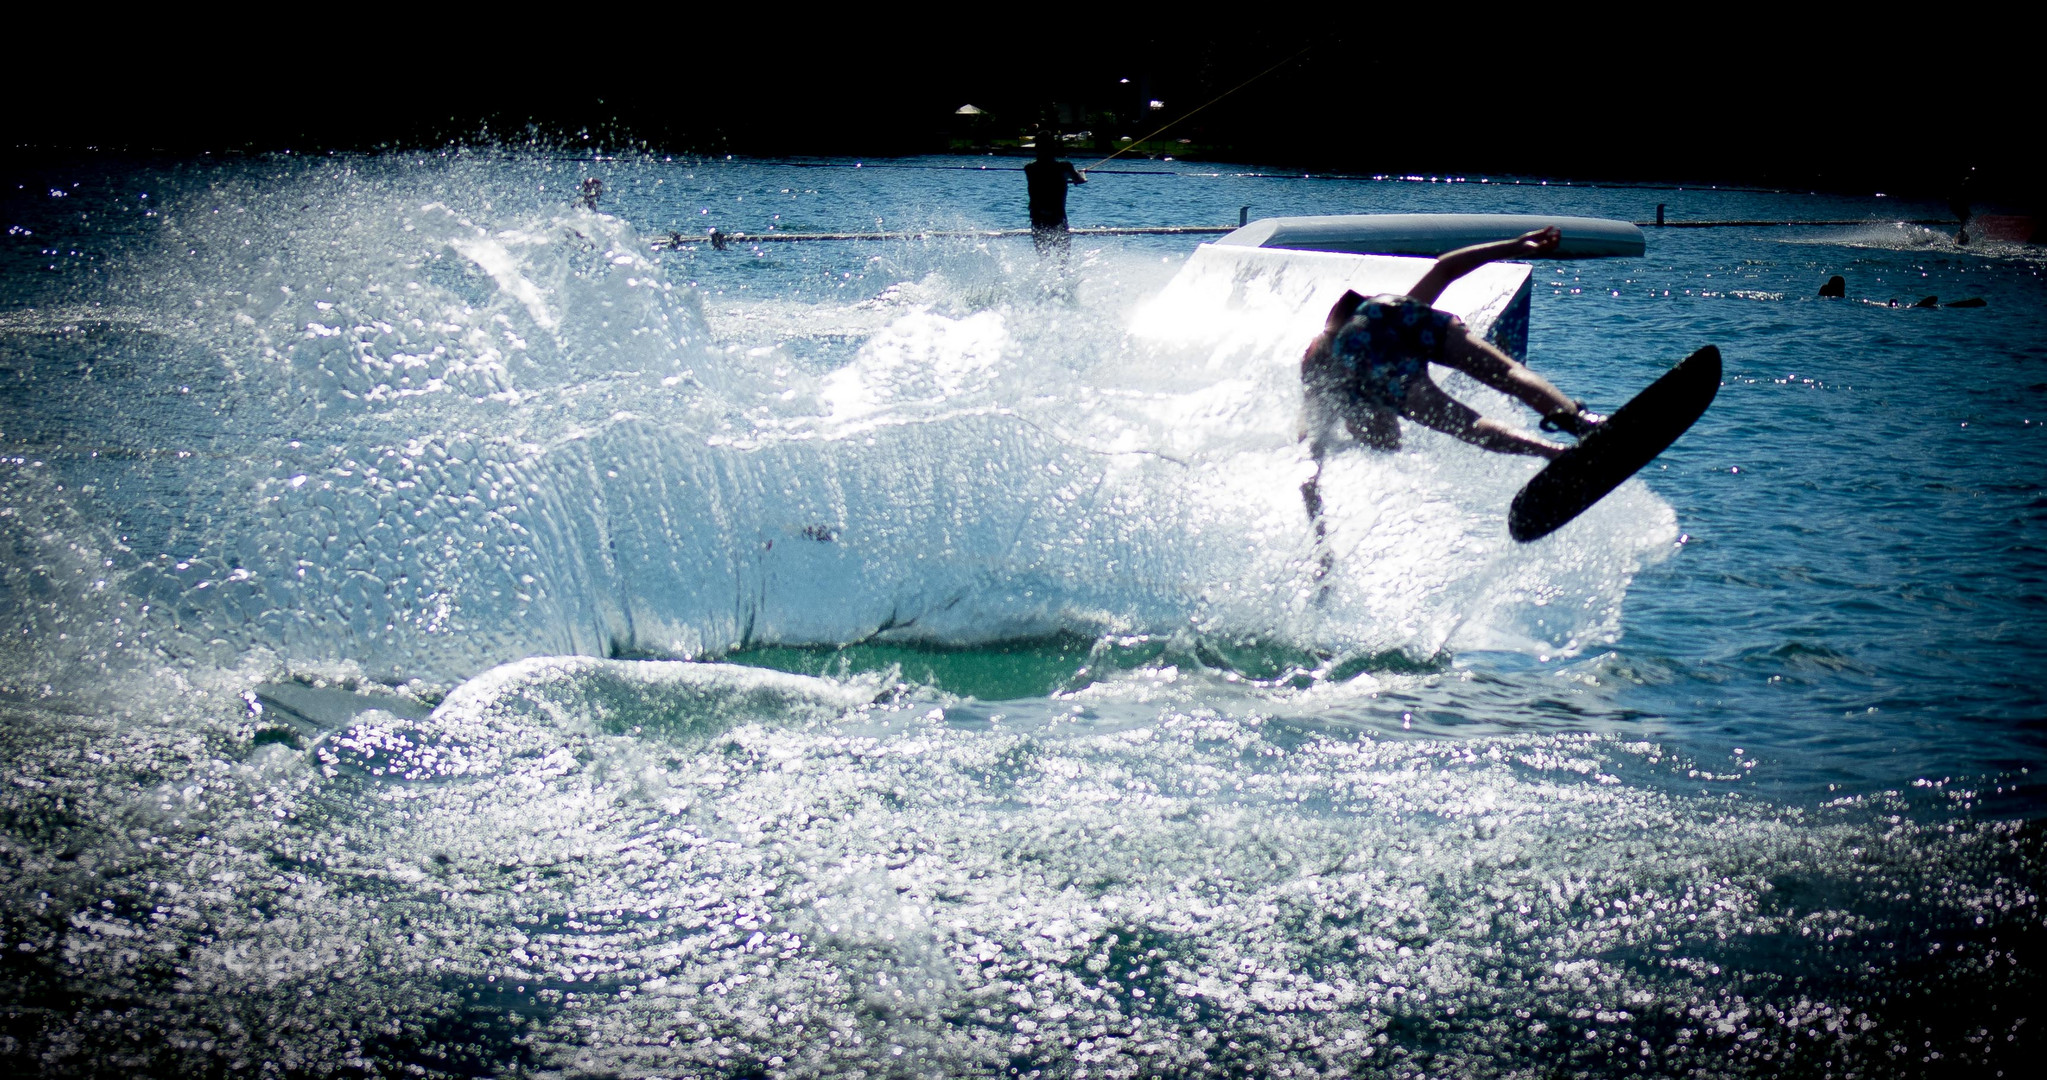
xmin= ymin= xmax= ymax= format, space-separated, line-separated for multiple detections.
xmin=725 ymin=634 xmax=1444 ymax=700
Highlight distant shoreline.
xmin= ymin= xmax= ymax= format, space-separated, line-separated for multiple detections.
xmin=1 ymin=142 xmax=2035 ymax=213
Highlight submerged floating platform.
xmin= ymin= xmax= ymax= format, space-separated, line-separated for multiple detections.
xmin=1642 ymin=218 xmax=1952 ymax=228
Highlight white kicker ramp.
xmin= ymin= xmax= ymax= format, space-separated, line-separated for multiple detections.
xmin=1214 ymin=213 xmax=1646 ymax=260
xmin=1131 ymin=244 xmax=1533 ymax=364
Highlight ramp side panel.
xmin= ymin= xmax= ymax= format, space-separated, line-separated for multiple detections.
xmin=1487 ymin=275 xmax=1533 ymax=361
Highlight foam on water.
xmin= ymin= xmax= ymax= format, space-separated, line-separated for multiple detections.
xmin=0 ymin=154 xmax=1669 ymax=691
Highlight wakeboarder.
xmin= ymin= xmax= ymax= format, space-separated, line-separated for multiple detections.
xmin=1298 ymin=225 xmax=1721 ymax=547
xmin=1300 ymin=227 xmax=1602 ymax=466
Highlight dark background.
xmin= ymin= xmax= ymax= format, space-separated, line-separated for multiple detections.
xmin=2 ymin=20 xmax=2036 ymax=211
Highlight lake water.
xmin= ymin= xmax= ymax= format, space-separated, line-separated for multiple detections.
xmin=1 ymin=149 xmax=2041 ymax=1077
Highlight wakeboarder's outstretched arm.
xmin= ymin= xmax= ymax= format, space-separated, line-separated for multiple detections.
xmin=1405 ymin=226 xmax=1561 ymax=305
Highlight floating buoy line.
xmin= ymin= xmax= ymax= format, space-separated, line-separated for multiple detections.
xmin=656 ymin=219 xmax=1961 ymax=247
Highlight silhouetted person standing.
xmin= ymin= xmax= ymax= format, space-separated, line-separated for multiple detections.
xmin=1024 ymin=135 xmax=1086 ymax=256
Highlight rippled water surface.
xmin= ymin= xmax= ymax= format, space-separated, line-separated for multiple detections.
xmin=1 ymin=150 xmax=2041 ymax=1077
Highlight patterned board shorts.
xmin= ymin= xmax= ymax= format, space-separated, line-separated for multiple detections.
xmin=1329 ymin=294 xmax=1462 ymax=409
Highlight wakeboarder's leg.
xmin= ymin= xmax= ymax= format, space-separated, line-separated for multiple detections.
xmin=1437 ymin=327 xmax=1581 ymax=421
xmin=1398 ymin=377 xmax=1564 ymax=458
xmin=1301 ymin=447 xmax=1336 ymax=593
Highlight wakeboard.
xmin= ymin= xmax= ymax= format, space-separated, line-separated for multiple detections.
xmin=1508 ymin=345 xmax=1721 ymax=543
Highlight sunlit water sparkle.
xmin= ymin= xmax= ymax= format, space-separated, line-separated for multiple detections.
xmin=1 ymin=150 xmax=2041 ymax=1078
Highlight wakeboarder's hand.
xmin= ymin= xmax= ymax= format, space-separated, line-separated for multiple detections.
xmin=1513 ymin=226 xmax=1562 ymax=256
